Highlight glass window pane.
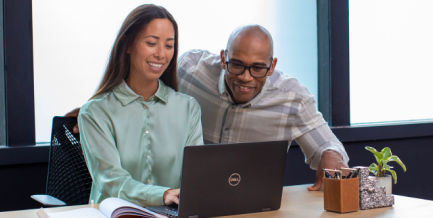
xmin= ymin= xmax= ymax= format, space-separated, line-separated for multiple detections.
xmin=33 ymin=0 xmax=318 ymax=142
xmin=350 ymin=0 xmax=433 ymax=124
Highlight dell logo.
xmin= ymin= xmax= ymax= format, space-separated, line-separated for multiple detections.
xmin=229 ymin=173 xmax=241 ymax=186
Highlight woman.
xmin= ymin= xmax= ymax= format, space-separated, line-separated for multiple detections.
xmin=78 ymin=4 xmax=203 ymax=207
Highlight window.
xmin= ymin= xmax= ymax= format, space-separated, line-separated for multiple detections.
xmin=349 ymin=0 xmax=433 ymax=124
xmin=33 ymin=0 xmax=318 ymax=142
xmin=4 ymin=0 xmax=433 ymax=149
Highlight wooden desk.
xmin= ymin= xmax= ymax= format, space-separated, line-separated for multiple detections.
xmin=1 ymin=184 xmax=432 ymax=217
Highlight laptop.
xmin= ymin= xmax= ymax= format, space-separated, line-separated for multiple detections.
xmin=147 ymin=140 xmax=289 ymax=218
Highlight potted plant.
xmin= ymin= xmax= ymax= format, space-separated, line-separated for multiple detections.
xmin=365 ymin=146 xmax=407 ymax=195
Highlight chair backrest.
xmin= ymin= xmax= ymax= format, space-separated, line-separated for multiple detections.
xmin=46 ymin=116 xmax=92 ymax=205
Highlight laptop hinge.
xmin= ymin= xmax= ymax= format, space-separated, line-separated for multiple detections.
xmin=188 ymin=216 xmax=198 ymax=218
xmin=262 ymin=208 xmax=271 ymax=212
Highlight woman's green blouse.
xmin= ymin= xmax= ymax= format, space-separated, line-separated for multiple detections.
xmin=78 ymin=80 xmax=203 ymax=207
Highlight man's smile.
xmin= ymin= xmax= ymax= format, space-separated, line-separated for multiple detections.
xmin=237 ymin=84 xmax=252 ymax=92
xmin=234 ymin=82 xmax=254 ymax=92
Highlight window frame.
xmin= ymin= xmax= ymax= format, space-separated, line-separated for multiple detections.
xmin=2 ymin=0 xmax=35 ymax=147
xmin=317 ymin=0 xmax=350 ymax=126
xmin=0 ymin=0 xmax=49 ymax=165
xmin=0 ymin=0 xmax=5 ymax=146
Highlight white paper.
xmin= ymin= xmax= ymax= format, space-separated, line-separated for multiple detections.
xmin=100 ymin=198 xmax=166 ymax=218
xmin=47 ymin=208 xmax=106 ymax=218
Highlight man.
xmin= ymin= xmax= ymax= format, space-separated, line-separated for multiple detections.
xmin=68 ymin=25 xmax=348 ymax=191
xmin=176 ymin=25 xmax=348 ymax=190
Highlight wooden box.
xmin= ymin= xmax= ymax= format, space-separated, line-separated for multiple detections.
xmin=324 ymin=177 xmax=359 ymax=213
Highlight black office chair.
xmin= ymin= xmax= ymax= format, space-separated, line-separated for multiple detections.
xmin=31 ymin=116 xmax=93 ymax=206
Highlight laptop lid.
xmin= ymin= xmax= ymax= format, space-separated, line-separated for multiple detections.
xmin=177 ymin=140 xmax=288 ymax=218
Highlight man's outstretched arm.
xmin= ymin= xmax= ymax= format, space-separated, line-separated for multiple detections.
xmin=293 ymin=95 xmax=349 ymax=191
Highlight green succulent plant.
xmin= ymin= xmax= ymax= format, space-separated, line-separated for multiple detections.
xmin=365 ymin=146 xmax=407 ymax=184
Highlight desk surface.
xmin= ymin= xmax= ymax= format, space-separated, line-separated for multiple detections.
xmin=2 ymin=184 xmax=432 ymax=218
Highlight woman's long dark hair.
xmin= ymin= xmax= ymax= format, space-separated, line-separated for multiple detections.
xmin=91 ymin=4 xmax=179 ymax=100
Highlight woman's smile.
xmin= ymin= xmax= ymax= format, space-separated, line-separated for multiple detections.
xmin=147 ymin=61 xmax=164 ymax=72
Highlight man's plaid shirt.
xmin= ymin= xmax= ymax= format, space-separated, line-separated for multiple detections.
xmin=177 ymin=50 xmax=349 ymax=169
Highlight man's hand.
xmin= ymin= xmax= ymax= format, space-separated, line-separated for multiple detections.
xmin=307 ymin=150 xmax=348 ymax=191
xmin=163 ymin=189 xmax=180 ymax=205
xmin=65 ymin=107 xmax=81 ymax=134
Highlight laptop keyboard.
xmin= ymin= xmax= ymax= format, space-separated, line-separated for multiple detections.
xmin=157 ymin=210 xmax=177 ymax=217
xmin=149 ymin=207 xmax=178 ymax=217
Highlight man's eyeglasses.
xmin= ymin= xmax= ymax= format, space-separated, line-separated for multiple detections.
xmin=225 ymin=61 xmax=272 ymax=78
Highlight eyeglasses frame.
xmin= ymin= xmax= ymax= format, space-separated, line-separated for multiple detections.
xmin=223 ymin=50 xmax=274 ymax=78
xmin=224 ymin=61 xmax=273 ymax=78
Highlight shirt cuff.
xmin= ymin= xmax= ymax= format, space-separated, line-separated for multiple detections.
xmin=147 ymin=186 xmax=171 ymax=206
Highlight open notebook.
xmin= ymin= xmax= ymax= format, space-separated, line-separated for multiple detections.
xmin=36 ymin=197 xmax=167 ymax=218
